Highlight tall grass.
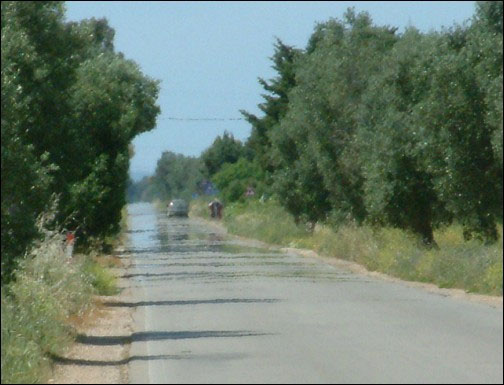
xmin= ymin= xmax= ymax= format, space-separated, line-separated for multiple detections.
xmin=189 ymin=198 xmax=211 ymax=219
xmin=1 ymin=227 xmax=120 ymax=383
xmin=191 ymin=198 xmax=503 ymax=296
xmin=82 ymin=254 xmax=119 ymax=296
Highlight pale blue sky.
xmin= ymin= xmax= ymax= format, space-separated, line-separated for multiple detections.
xmin=64 ymin=1 xmax=477 ymax=181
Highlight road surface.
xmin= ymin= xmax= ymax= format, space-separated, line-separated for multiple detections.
xmin=118 ymin=203 xmax=502 ymax=384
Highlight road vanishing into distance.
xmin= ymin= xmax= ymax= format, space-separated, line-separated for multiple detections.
xmin=120 ymin=203 xmax=502 ymax=384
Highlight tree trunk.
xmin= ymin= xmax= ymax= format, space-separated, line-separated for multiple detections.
xmin=412 ymin=216 xmax=438 ymax=249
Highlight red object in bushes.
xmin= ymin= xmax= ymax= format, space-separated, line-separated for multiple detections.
xmin=66 ymin=232 xmax=75 ymax=244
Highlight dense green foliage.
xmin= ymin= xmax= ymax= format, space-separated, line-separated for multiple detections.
xmin=212 ymin=158 xmax=265 ymax=203
xmin=1 ymin=1 xmax=160 ymax=282
xmin=240 ymin=38 xmax=301 ymax=179
xmin=233 ymin=2 xmax=502 ymax=247
xmin=200 ymin=131 xmax=247 ymax=177
xmin=273 ymin=10 xmax=398 ymax=227
xmin=356 ymin=29 xmax=451 ymax=246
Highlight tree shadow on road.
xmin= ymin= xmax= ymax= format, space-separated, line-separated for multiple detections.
xmin=75 ymin=330 xmax=273 ymax=346
xmin=102 ymin=298 xmax=280 ymax=307
xmin=49 ymin=351 xmax=250 ymax=366
xmin=48 ymin=353 xmax=182 ymax=366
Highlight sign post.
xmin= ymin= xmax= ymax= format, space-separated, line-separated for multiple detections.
xmin=65 ymin=232 xmax=75 ymax=258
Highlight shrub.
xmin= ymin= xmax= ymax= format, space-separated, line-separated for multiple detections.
xmin=1 ymin=224 xmax=117 ymax=383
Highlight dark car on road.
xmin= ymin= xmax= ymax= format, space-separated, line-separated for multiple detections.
xmin=167 ymin=199 xmax=189 ymax=217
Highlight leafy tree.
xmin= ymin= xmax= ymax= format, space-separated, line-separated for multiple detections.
xmin=474 ymin=1 xmax=503 ymax=35
xmin=127 ymin=176 xmax=151 ymax=202
xmin=127 ymin=176 xmax=165 ymax=203
xmin=469 ymin=1 xmax=503 ymax=220
xmin=153 ymin=151 xmax=203 ymax=202
xmin=212 ymin=158 xmax=265 ymax=203
xmin=0 ymin=122 xmax=56 ymax=282
xmin=1 ymin=1 xmax=160 ymax=280
xmin=268 ymin=86 xmax=332 ymax=225
xmin=415 ymin=16 xmax=501 ymax=242
xmin=273 ymin=145 xmax=332 ymax=226
xmin=356 ymin=29 xmax=451 ymax=246
xmin=358 ymin=7 xmax=502 ymax=245
xmin=200 ymin=131 xmax=244 ymax=177
xmin=1 ymin=1 xmax=70 ymax=280
xmin=272 ymin=9 xmax=398 ymax=226
xmin=65 ymin=47 xmax=160 ymax=239
xmin=237 ymin=4 xmax=501 ymax=247
xmin=240 ymin=38 xmax=301 ymax=180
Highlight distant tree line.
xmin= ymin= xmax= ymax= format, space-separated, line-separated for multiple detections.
xmin=127 ymin=132 xmax=255 ymax=204
xmin=127 ymin=151 xmax=204 ymax=203
xmin=1 ymin=1 xmax=160 ymax=282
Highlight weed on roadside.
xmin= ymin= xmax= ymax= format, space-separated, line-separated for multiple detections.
xmin=1 ymin=229 xmax=121 ymax=383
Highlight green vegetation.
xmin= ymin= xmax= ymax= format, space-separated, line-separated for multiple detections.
xmin=153 ymin=152 xmax=203 ymax=202
xmin=229 ymin=2 xmax=501 ymax=248
xmin=2 ymin=3 xmax=143 ymax=381
xmin=2 ymin=1 xmax=160 ymax=283
xmin=1 ymin=224 xmax=119 ymax=384
xmin=191 ymin=199 xmax=502 ymax=296
xmin=212 ymin=158 xmax=266 ymax=203
xmin=128 ymin=151 xmax=204 ymax=203
xmin=127 ymin=133 xmax=251 ymax=204
xmin=269 ymin=4 xmax=501 ymax=245
xmin=200 ymin=132 xmax=248 ymax=178
xmin=82 ymin=255 xmax=119 ymax=296
xmin=127 ymin=175 xmax=157 ymax=203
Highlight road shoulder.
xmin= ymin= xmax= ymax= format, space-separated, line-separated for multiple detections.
xmin=47 ymin=251 xmax=134 ymax=384
xmin=192 ymin=216 xmax=503 ymax=309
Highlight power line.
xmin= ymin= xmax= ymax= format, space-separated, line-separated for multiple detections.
xmin=160 ymin=116 xmax=245 ymax=121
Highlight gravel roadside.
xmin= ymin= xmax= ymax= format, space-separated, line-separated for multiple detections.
xmin=46 ymin=251 xmax=133 ymax=384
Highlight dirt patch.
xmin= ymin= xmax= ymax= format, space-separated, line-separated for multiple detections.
xmin=47 ymin=250 xmax=133 ymax=384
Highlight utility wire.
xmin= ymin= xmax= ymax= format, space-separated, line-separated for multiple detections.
xmin=160 ymin=117 xmax=244 ymax=121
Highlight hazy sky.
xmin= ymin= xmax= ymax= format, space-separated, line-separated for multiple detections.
xmin=64 ymin=1 xmax=477 ymax=181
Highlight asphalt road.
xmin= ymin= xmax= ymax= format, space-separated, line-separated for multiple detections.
xmin=123 ymin=203 xmax=503 ymax=384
